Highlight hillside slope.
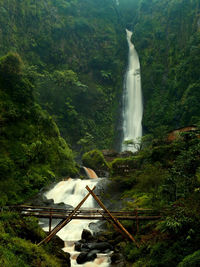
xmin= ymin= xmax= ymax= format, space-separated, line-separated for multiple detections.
xmin=0 ymin=53 xmax=77 ymax=205
xmin=130 ymin=0 xmax=200 ymax=134
xmin=0 ymin=0 xmax=127 ymax=150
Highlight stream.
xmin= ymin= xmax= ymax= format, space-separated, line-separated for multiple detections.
xmin=41 ymin=176 xmax=111 ymax=267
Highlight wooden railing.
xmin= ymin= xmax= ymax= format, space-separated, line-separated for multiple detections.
xmin=1 ymin=186 xmax=163 ymax=247
xmin=5 ymin=205 xmax=161 ymax=220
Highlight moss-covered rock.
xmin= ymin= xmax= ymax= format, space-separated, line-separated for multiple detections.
xmin=82 ymin=149 xmax=110 ymax=175
xmin=110 ymin=157 xmax=138 ymax=177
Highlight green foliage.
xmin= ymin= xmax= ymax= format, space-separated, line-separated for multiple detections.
xmin=126 ymin=0 xmax=200 ymax=132
xmin=110 ymin=130 xmax=200 ymax=265
xmin=0 ymin=54 xmax=77 ymax=205
xmin=0 ymin=1 xmax=200 ymax=265
xmin=178 ymin=250 xmax=200 ymax=267
xmin=0 ymin=52 xmax=23 ymax=75
xmin=77 ymin=132 xmax=96 ymax=153
xmin=82 ymin=149 xmax=109 ymax=171
xmin=135 ymin=163 xmax=169 ymax=203
xmin=0 ymin=212 xmax=70 ymax=267
xmin=0 ymin=0 xmax=127 ymax=150
xmin=110 ymin=156 xmax=139 ymax=177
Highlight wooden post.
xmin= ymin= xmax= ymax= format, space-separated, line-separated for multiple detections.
xmin=98 ymin=209 xmax=127 ymax=238
xmin=37 ymin=186 xmax=96 ymax=246
xmin=49 ymin=208 xmax=52 ymax=233
xmin=86 ymin=186 xmax=139 ymax=247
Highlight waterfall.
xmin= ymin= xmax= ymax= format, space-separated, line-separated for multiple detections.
xmin=121 ymin=29 xmax=143 ymax=152
xmin=83 ymin=167 xmax=98 ymax=179
xmin=42 ymin=178 xmax=110 ymax=267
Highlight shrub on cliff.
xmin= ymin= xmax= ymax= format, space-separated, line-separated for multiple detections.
xmin=82 ymin=149 xmax=109 ymax=172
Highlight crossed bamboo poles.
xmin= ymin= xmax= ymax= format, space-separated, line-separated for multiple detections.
xmin=37 ymin=186 xmax=140 ymax=247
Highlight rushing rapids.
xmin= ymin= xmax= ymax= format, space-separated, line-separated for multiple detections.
xmin=42 ymin=176 xmax=111 ymax=267
xmin=121 ymin=29 xmax=143 ymax=152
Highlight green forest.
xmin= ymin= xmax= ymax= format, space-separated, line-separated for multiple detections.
xmin=0 ymin=0 xmax=200 ymax=266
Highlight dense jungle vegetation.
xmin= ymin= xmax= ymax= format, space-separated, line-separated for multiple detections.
xmin=0 ymin=0 xmax=127 ymax=151
xmin=112 ymin=1 xmax=200 ymax=265
xmin=0 ymin=0 xmax=200 ymax=266
xmin=0 ymin=52 xmax=77 ymax=206
xmin=107 ymin=129 xmax=200 ymax=266
xmin=129 ymin=0 xmax=200 ymax=134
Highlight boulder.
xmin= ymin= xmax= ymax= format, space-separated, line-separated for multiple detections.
xmin=76 ymin=251 xmax=97 ymax=264
xmin=74 ymin=241 xmax=90 ymax=252
xmin=74 ymin=241 xmax=82 ymax=252
xmin=76 ymin=252 xmax=88 ymax=264
xmin=86 ymin=250 xmax=98 ymax=261
xmin=111 ymin=252 xmax=125 ymax=267
xmin=87 ymin=242 xmax=113 ymax=252
xmin=81 ymin=229 xmax=93 ymax=241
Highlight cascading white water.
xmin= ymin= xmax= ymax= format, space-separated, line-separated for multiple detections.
xmin=42 ymin=178 xmax=110 ymax=267
xmin=121 ymin=29 xmax=143 ymax=152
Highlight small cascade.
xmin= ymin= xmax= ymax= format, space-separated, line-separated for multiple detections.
xmin=42 ymin=177 xmax=110 ymax=267
xmin=121 ymin=29 xmax=143 ymax=152
xmin=83 ymin=167 xmax=98 ymax=179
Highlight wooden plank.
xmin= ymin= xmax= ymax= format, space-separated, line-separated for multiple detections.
xmin=37 ymin=186 xmax=96 ymax=246
xmin=86 ymin=186 xmax=139 ymax=247
xmin=49 ymin=208 xmax=52 ymax=233
xmin=21 ymin=213 xmax=161 ymax=220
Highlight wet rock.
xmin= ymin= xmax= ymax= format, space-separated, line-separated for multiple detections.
xmin=52 ymin=235 xmax=65 ymax=248
xmin=47 ymin=236 xmax=71 ymax=266
xmin=88 ymin=249 xmax=100 ymax=254
xmin=97 ymin=235 xmax=107 ymax=242
xmin=76 ymin=251 xmax=97 ymax=264
xmin=87 ymin=242 xmax=113 ymax=252
xmin=102 ymin=149 xmax=119 ymax=162
xmin=76 ymin=252 xmax=88 ymax=264
xmin=111 ymin=252 xmax=125 ymax=267
xmin=74 ymin=241 xmax=82 ymax=252
xmin=103 ymin=249 xmax=112 ymax=254
xmin=74 ymin=241 xmax=90 ymax=252
xmin=82 ymin=243 xmax=90 ymax=251
xmin=26 ymin=192 xmax=72 ymax=209
xmin=81 ymin=229 xmax=93 ymax=241
xmin=87 ymin=250 xmax=97 ymax=261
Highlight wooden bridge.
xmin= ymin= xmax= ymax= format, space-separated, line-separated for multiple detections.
xmin=7 ymin=205 xmax=161 ymax=221
xmin=3 ymin=186 xmax=162 ymax=247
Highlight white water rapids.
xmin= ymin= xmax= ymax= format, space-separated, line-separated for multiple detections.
xmin=42 ymin=178 xmax=110 ymax=267
xmin=122 ymin=29 xmax=143 ymax=152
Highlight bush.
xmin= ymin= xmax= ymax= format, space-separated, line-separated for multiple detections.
xmin=82 ymin=149 xmax=109 ymax=171
xmin=178 ymin=250 xmax=200 ymax=267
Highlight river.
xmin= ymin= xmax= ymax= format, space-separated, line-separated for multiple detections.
xmin=42 ymin=177 xmax=111 ymax=266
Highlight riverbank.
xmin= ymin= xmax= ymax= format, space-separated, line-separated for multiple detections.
xmin=0 ymin=211 xmax=71 ymax=267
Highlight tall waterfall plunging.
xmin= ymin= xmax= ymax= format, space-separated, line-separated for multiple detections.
xmin=121 ymin=29 xmax=143 ymax=152
xmin=42 ymin=177 xmax=110 ymax=267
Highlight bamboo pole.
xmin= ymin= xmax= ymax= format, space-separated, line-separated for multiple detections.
xmin=86 ymin=186 xmax=139 ymax=247
xmin=98 ymin=209 xmax=127 ymax=238
xmin=37 ymin=186 xmax=96 ymax=246
xmin=49 ymin=208 xmax=52 ymax=233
